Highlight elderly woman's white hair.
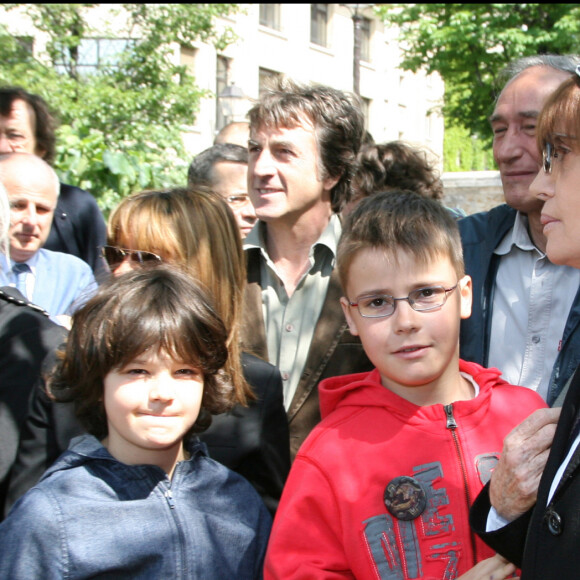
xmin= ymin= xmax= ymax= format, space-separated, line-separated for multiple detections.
xmin=0 ymin=181 xmax=9 ymax=258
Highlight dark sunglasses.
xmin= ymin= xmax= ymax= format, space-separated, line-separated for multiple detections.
xmin=101 ymin=245 xmax=162 ymax=269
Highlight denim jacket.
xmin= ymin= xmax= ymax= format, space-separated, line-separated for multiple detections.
xmin=0 ymin=434 xmax=271 ymax=579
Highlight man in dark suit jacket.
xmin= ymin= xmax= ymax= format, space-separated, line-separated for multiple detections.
xmin=0 ymin=87 xmax=106 ymax=275
xmin=44 ymin=183 xmax=107 ymax=276
xmin=469 ymin=56 xmax=580 ymax=577
xmin=242 ymin=78 xmax=373 ymax=460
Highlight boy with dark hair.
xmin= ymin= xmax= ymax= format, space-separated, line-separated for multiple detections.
xmin=0 ymin=265 xmax=271 ymax=579
xmin=265 ymin=191 xmax=545 ymax=579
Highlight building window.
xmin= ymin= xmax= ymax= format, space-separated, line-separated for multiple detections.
xmin=15 ymin=36 xmax=34 ymax=55
xmin=55 ymin=38 xmax=133 ymax=76
xmin=5 ymin=35 xmax=33 ymax=64
xmin=259 ymin=67 xmax=282 ymax=99
xmin=180 ymin=46 xmax=197 ymax=76
xmin=216 ymin=55 xmax=230 ymax=131
xmin=310 ymin=4 xmax=328 ymax=47
xmin=360 ymin=17 xmax=371 ymax=62
xmin=260 ymin=4 xmax=281 ymax=30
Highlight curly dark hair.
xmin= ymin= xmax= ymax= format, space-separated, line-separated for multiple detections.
xmin=352 ymin=141 xmax=444 ymax=202
xmin=0 ymin=87 xmax=57 ymax=165
xmin=49 ymin=265 xmax=233 ymax=440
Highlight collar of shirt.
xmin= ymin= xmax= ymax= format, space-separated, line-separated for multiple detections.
xmin=9 ymin=251 xmax=39 ymax=279
xmin=243 ymin=214 xmax=341 ymax=268
xmin=0 ymin=252 xmax=39 ymax=281
xmin=494 ymin=210 xmax=540 ymax=256
xmin=461 ymin=371 xmax=480 ymax=398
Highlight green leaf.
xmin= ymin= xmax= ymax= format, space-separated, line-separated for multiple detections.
xmin=1 ymin=3 xmax=238 ymax=211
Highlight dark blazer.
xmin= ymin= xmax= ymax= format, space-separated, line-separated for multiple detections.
xmin=4 ymin=352 xmax=289 ymax=517
xmin=0 ymin=287 xmax=66 ymax=514
xmin=470 ymin=366 xmax=580 ymax=577
xmin=44 ymin=183 xmax=107 ymax=276
xmin=458 ymin=204 xmax=516 ymax=367
xmin=242 ymin=250 xmax=373 ymax=460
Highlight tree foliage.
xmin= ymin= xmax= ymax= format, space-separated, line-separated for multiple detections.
xmin=377 ymin=3 xmax=580 ymax=143
xmin=0 ymin=3 xmax=238 ymax=213
xmin=443 ymin=125 xmax=494 ymax=172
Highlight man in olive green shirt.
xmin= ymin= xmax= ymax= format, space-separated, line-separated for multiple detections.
xmin=242 ymin=78 xmax=373 ymax=459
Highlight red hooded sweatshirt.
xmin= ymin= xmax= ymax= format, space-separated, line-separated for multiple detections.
xmin=265 ymin=360 xmax=546 ymax=579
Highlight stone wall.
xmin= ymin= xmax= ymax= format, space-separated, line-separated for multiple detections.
xmin=441 ymin=171 xmax=505 ymax=216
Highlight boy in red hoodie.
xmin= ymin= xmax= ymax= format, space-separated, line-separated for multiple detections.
xmin=265 ymin=191 xmax=546 ymax=579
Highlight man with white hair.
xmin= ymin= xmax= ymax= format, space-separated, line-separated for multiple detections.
xmin=0 ymin=179 xmax=66 ymax=517
xmin=459 ymin=54 xmax=580 ymax=405
xmin=0 ymin=152 xmax=96 ymax=322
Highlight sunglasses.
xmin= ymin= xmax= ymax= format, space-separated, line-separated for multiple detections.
xmin=101 ymin=245 xmax=162 ymax=269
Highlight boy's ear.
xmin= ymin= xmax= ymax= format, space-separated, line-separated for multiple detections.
xmin=459 ymin=275 xmax=472 ymax=320
xmin=340 ymin=296 xmax=360 ymax=336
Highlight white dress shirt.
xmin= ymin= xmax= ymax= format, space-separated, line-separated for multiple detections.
xmin=488 ymin=212 xmax=580 ymax=401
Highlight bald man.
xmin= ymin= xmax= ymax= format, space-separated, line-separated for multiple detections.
xmin=0 ymin=87 xmax=107 ymax=275
xmin=214 ymin=121 xmax=250 ymax=147
xmin=0 ymin=153 xmax=96 ymax=324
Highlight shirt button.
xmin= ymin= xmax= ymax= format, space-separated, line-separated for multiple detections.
xmin=547 ymin=509 xmax=563 ymax=536
xmin=282 ymin=372 xmax=290 ymax=381
xmin=532 ymin=335 xmax=541 ymax=344
xmin=285 ymin=323 xmax=294 ymax=332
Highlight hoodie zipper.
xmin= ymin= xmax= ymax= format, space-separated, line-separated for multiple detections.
xmin=164 ymin=486 xmax=176 ymax=509
xmin=161 ymin=474 xmax=188 ymax=575
xmin=161 ymin=473 xmax=177 ymax=509
xmin=444 ymin=403 xmax=477 ymax=566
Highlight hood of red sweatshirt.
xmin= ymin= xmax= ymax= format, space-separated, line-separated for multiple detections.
xmin=318 ymin=359 xmax=507 ymax=420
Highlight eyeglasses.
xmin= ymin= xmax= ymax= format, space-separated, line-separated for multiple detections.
xmin=348 ymin=284 xmax=459 ymax=319
xmin=226 ymin=194 xmax=252 ymax=208
xmin=542 ymin=142 xmax=554 ymax=174
xmin=101 ymin=245 xmax=162 ymax=269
